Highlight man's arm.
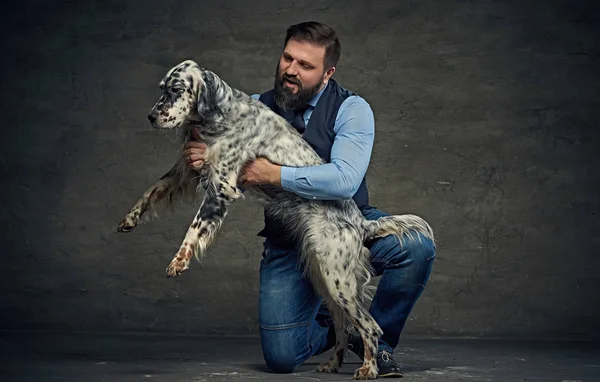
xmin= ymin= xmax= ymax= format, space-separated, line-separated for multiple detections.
xmin=280 ymin=96 xmax=375 ymax=200
xmin=243 ymin=94 xmax=375 ymax=200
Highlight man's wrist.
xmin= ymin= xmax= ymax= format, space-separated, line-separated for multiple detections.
xmin=269 ymin=164 xmax=282 ymax=186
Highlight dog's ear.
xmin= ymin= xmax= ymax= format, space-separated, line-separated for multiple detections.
xmin=197 ymin=70 xmax=222 ymax=120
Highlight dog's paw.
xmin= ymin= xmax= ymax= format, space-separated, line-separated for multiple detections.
xmin=165 ymin=256 xmax=190 ymax=278
xmin=166 ymin=242 xmax=196 ymax=277
xmin=117 ymin=215 xmax=138 ymax=232
xmin=353 ymin=365 xmax=378 ymax=380
xmin=317 ymin=361 xmax=340 ymax=373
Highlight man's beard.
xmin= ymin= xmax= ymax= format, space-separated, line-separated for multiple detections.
xmin=273 ymin=65 xmax=325 ymax=111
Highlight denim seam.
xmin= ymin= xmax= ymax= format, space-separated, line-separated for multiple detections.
xmin=259 ymin=320 xmax=311 ymax=331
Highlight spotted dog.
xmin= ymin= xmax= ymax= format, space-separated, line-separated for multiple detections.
xmin=117 ymin=60 xmax=434 ymax=380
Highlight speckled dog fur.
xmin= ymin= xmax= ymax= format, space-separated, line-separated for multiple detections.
xmin=118 ymin=60 xmax=434 ymax=380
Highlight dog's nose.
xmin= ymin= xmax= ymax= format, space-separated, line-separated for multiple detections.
xmin=148 ymin=114 xmax=157 ymax=123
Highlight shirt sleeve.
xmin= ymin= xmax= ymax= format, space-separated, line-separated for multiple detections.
xmin=279 ymin=96 xmax=375 ymax=200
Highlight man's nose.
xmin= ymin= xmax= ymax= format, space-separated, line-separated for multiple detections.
xmin=285 ymin=62 xmax=299 ymax=76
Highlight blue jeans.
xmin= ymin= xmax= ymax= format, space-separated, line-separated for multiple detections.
xmin=258 ymin=207 xmax=436 ymax=373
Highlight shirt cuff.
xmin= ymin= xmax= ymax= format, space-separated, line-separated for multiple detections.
xmin=280 ymin=166 xmax=298 ymax=193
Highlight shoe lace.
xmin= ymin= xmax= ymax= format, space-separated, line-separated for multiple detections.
xmin=380 ymin=350 xmax=391 ymax=362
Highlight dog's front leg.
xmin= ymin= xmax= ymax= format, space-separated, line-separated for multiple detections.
xmin=165 ymin=168 xmax=242 ymax=277
xmin=117 ymin=162 xmax=198 ymax=232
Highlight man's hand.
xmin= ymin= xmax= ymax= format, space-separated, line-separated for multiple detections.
xmin=183 ymin=128 xmax=207 ymax=170
xmin=240 ymin=158 xmax=282 ymax=187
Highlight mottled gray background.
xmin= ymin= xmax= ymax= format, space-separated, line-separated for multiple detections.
xmin=1 ymin=0 xmax=598 ymax=341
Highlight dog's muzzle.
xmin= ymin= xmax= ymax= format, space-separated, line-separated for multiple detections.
xmin=147 ymin=112 xmax=161 ymax=128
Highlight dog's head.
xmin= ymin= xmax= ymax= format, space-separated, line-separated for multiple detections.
xmin=147 ymin=60 xmax=204 ymax=129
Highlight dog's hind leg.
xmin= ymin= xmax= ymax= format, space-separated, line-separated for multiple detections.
xmin=347 ymin=306 xmax=382 ymax=380
xmin=165 ymin=166 xmax=242 ymax=277
xmin=328 ymin=276 xmax=382 ymax=380
xmin=317 ymin=299 xmax=348 ymax=373
xmin=316 ymin=237 xmax=382 ymax=380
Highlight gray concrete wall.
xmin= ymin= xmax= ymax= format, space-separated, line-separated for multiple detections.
xmin=1 ymin=0 xmax=599 ymax=340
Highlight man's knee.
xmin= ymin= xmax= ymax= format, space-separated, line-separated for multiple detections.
xmin=402 ymin=230 xmax=436 ymax=264
xmin=374 ymin=230 xmax=435 ymax=266
xmin=260 ymin=327 xmax=307 ymax=374
xmin=396 ymin=231 xmax=436 ymax=288
xmin=263 ymin=351 xmax=301 ymax=374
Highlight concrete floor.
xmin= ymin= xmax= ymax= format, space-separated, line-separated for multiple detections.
xmin=1 ymin=333 xmax=598 ymax=381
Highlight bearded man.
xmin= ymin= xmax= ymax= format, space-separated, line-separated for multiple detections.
xmin=182 ymin=21 xmax=436 ymax=378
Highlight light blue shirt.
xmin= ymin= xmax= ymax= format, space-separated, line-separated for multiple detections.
xmin=251 ymin=82 xmax=375 ymax=200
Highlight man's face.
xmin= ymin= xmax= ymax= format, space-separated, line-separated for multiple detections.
xmin=274 ymin=38 xmax=335 ymax=111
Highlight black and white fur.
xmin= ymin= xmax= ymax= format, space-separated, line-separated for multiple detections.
xmin=117 ymin=60 xmax=434 ymax=380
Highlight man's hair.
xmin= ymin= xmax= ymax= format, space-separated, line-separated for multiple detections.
xmin=283 ymin=21 xmax=341 ymax=70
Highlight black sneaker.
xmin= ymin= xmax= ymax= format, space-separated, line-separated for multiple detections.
xmin=347 ymin=334 xmax=404 ymax=378
xmin=376 ymin=350 xmax=404 ymax=378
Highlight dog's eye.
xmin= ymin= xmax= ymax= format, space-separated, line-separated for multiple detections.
xmin=171 ymin=88 xmax=182 ymax=93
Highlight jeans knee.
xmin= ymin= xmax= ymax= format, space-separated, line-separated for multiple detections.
xmin=263 ymin=350 xmax=301 ymax=373
xmin=403 ymin=231 xmax=436 ymax=264
xmin=260 ymin=327 xmax=307 ymax=374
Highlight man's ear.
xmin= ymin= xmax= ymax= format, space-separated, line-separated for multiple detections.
xmin=323 ymin=67 xmax=336 ymax=85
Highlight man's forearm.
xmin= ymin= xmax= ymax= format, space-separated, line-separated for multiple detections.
xmin=280 ymin=160 xmax=365 ymax=200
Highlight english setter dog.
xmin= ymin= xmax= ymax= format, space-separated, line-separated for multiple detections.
xmin=117 ymin=60 xmax=434 ymax=380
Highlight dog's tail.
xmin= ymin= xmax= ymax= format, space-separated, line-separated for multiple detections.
xmin=362 ymin=214 xmax=435 ymax=244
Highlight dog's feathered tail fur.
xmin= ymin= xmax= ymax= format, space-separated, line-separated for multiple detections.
xmin=363 ymin=214 xmax=434 ymax=244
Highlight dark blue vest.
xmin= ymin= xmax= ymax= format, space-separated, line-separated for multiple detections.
xmin=256 ymin=78 xmax=370 ymax=247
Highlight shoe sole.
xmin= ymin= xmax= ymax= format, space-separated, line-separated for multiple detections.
xmin=378 ymin=371 xmax=404 ymax=378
